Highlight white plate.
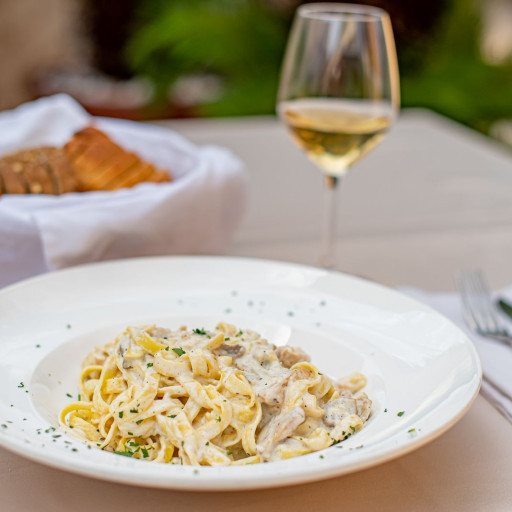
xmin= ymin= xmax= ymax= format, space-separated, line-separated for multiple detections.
xmin=0 ymin=256 xmax=481 ymax=490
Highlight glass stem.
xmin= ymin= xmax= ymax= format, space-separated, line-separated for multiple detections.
xmin=319 ymin=175 xmax=340 ymax=269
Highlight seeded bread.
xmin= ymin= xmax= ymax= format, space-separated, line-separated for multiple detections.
xmin=0 ymin=147 xmax=78 ymax=195
xmin=0 ymin=126 xmax=172 ymax=195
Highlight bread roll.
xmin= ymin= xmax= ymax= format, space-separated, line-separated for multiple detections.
xmin=64 ymin=126 xmax=172 ymax=191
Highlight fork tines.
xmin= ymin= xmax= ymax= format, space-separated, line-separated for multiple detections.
xmin=455 ymin=270 xmax=509 ymax=338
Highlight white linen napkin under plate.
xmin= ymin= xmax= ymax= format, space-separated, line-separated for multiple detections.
xmin=400 ymin=285 xmax=512 ymax=422
xmin=0 ymin=95 xmax=248 ymax=288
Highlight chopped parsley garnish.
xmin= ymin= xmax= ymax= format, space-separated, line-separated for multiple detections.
xmin=225 ymin=337 xmax=230 ymax=341
xmin=118 ymin=411 xmax=124 ymax=418
xmin=142 ymin=448 xmax=149 ymax=458
xmin=350 ymin=426 xmax=356 ymax=432
xmin=172 ymin=347 xmax=186 ymax=357
xmin=397 ymin=411 xmax=405 ymax=417
xmin=165 ymin=346 xmax=170 ymax=351
xmin=114 ymin=450 xmax=133 ymax=457
xmin=227 ymin=450 xmax=232 ymax=455
xmin=236 ymin=330 xmax=243 ymax=336
xmin=18 ymin=382 xmax=25 ymax=388
xmin=36 ymin=344 xmax=41 ymax=348
xmin=205 ymin=441 xmax=210 ymax=446
xmin=66 ymin=393 xmax=72 ymax=398
xmin=319 ymin=454 xmax=324 ymax=459
xmin=168 ymin=415 xmax=177 ymax=419
xmin=384 ymin=408 xmax=388 ymax=412
xmin=136 ymin=419 xmax=143 ymax=425
xmin=181 ymin=441 xmax=184 ymax=447
xmin=408 ymin=428 xmax=416 ymax=433
xmin=217 ymin=416 xmax=222 ymax=422
xmin=193 ymin=328 xmax=207 ymax=335
xmin=66 ymin=324 xmax=71 ymax=329
xmin=146 ymin=363 xmax=153 ymax=368
xmin=78 ymin=394 xmax=81 ymax=401
xmin=130 ymin=409 xmax=138 ymax=414
xmin=127 ymin=432 xmax=133 ymax=436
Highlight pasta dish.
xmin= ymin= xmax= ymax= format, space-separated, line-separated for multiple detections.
xmin=59 ymin=323 xmax=372 ymax=465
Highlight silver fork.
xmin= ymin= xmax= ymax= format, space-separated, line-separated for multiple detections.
xmin=454 ymin=270 xmax=512 ymax=347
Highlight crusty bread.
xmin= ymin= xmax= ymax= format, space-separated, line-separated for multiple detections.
xmin=16 ymin=155 xmax=54 ymax=194
xmin=64 ymin=126 xmax=172 ymax=191
xmin=0 ymin=147 xmax=77 ymax=195
xmin=0 ymin=160 xmax=30 ymax=194
xmin=0 ymin=125 xmax=172 ymax=195
xmin=39 ymin=147 xmax=79 ymax=194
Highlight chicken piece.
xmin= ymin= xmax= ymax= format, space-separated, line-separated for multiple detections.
xmin=275 ymin=345 xmax=311 ymax=368
xmin=216 ymin=343 xmax=245 ymax=357
xmin=255 ymin=376 xmax=291 ymax=405
xmin=233 ymin=342 xmax=291 ymax=405
xmin=323 ymin=392 xmax=372 ymax=427
xmin=256 ymin=407 xmax=306 ymax=460
xmin=354 ymin=392 xmax=372 ymax=422
xmin=235 ymin=357 xmax=291 ymax=406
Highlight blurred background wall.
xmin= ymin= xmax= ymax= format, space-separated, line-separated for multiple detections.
xmin=2 ymin=0 xmax=512 ymax=144
xmin=0 ymin=0 xmax=89 ymax=110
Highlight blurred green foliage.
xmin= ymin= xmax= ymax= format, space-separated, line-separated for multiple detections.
xmin=126 ymin=0 xmax=288 ymax=116
xmin=126 ymin=0 xmax=512 ymax=132
xmin=400 ymin=0 xmax=512 ymax=133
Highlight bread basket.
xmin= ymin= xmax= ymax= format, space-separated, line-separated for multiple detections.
xmin=0 ymin=95 xmax=248 ymax=287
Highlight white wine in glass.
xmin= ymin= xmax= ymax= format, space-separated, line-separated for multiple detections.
xmin=277 ymin=3 xmax=400 ymax=268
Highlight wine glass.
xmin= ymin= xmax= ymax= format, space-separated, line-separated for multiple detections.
xmin=277 ymin=3 xmax=400 ymax=268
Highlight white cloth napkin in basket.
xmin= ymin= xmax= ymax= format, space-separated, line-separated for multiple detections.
xmin=0 ymin=95 xmax=248 ymax=288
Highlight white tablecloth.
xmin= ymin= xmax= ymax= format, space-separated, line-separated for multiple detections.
xmin=2 ymin=109 xmax=512 ymax=511
xmin=164 ymin=110 xmax=512 ymax=290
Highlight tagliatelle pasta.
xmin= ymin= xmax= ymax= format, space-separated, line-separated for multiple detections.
xmin=59 ymin=323 xmax=372 ymax=465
